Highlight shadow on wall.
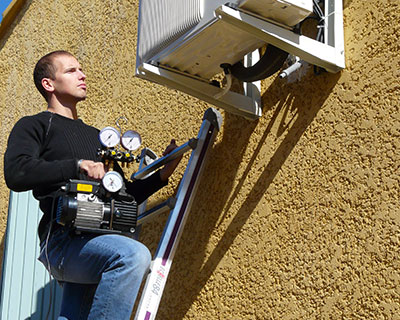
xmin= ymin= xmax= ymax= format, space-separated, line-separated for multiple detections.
xmin=159 ymin=70 xmax=341 ymax=319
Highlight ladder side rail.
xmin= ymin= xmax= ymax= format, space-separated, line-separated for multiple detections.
xmin=134 ymin=108 xmax=221 ymax=320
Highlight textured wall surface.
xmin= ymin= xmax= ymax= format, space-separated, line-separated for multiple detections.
xmin=0 ymin=0 xmax=399 ymax=319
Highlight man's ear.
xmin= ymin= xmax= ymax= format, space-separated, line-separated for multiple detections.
xmin=41 ymin=78 xmax=55 ymax=94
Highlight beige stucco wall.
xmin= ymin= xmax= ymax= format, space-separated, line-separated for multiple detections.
xmin=0 ymin=0 xmax=399 ymax=319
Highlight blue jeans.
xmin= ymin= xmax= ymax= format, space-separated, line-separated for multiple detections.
xmin=39 ymin=227 xmax=151 ymax=320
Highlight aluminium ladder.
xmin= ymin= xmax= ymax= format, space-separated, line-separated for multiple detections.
xmin=134 ymin=107 xmax=222 ymax=320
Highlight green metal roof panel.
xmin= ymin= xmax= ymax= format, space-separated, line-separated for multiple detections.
xmin=0 ymin=191 xmax=62 ymax=320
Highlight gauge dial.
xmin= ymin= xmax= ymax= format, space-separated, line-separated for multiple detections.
xmin=99 ymin=127 xmax=120 ymax=148
xmin=121 ymin=130 xmax=142 ymax=151
xmin=102 ymin=171 xmax=124 ymax=193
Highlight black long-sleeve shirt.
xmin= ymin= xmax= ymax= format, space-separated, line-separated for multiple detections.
xmin=4 ymin=111 xmax=167 ymax=238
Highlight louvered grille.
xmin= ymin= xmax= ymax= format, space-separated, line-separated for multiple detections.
xmin=138 ymin=0 xmax=202 ymax=63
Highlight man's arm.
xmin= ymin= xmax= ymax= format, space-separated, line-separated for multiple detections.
xmin=124 ymin=139 xmax=182 ymax=204
xmin=4 ymin=117 xmax=78 ymax=192
xmin=159 ymin=139 xmax=182 ymax=181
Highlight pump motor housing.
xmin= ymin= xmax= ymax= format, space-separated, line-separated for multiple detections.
xmin=56 ymin=180 xmax=138 ymax=237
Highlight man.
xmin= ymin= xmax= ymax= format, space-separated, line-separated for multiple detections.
xmin=4 ymin=51 xmax=181 ymax=319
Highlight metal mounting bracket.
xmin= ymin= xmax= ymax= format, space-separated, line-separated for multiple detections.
xmin=215 ymin=0 xmax=345 ymax=73
xmin=135 ymin=0 xmax=345 ymax=120
xmin=136 ymin=49 xmax=262 ymax=120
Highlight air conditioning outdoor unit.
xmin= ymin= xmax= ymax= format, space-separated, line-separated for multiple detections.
xmin=136 ymin=0 xmax=345 ymax=120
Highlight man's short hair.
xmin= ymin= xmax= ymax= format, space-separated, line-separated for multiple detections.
xmin=33 ymin=50 xmax=74 ymax=101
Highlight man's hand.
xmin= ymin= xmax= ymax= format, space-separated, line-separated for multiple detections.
xmin=159 ymin=139 xmax=182 ymax=181
xmin=79 ymin=160 xmax=107 ymax=180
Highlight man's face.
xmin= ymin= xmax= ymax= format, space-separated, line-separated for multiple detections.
xmin=50 ymin=54 xmax=87 ymax=103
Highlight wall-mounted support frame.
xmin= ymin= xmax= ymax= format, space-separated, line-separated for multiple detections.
xmin=136 ymin=58 xmax=262 ymax=120
xmin=136 ymin=0 xmax=345 ymax=120
xmin=215 ymin=1 xmax=345 ymax=73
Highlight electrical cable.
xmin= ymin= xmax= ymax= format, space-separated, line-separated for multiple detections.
xmin=214 ymin=72 xmax=232 ymax=99
xmin=295 ymin=0 xmax=325 ymax=74
xmin=39 ymin=189 xmax=63 ymax=320
xmin=313 ymin=0 xmax=324 ymax=18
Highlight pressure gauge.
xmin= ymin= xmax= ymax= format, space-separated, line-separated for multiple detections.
xmin=102 ymin=171 xmax=124 ymax=193
xmin=99 ymin=127 xmax=120 ymax=148
xmin=121 ymin=130 xmax=142 ymax=151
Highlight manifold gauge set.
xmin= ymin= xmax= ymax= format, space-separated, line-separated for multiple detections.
xmin=98 ymin=121 xmax=142 ymax=194
xmin=56 ymin=117 xmax=143 ymax=237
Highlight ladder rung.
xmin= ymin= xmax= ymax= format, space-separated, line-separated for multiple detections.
xmin=132 ymin=138 xmax=198 ymax=180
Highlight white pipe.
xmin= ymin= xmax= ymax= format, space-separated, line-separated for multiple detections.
xmin=279 ymin=60 xmax=302 ymax=78
xmin=214 ymin=73 xmax=232 ymax=99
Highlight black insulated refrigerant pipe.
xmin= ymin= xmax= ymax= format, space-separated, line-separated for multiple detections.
xmin=221 ymin=44 xmax=289 ymax=82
